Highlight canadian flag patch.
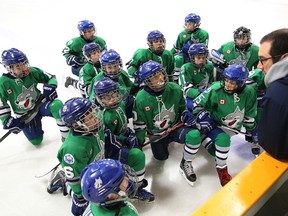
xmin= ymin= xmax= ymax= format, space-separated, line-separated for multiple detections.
xmin=144 ymin=106 xmax=151 ymax=111
xmin=113 ymin=119 xmax=118 ymax=125
xmin=7 ymin=88 xmax=13 ymax=94
xmin=219 ymin=99 xmax=226 ymax=104
xmin=226 ymin=50 xmax=231 ymax=54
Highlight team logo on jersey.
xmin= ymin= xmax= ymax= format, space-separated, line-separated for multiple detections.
xmin=6 ymin=88 xmax=13 ymax=94
xmin=221 ymin=106 xmax=244 ymax=128
xmin=94 ymin=178 xmax=103 ymax=189
xmin=226 ymin=50 xmax=231 ymax=54
xmin=144 ymin=106 xmax=151 ymax=111
xmin=16 ymin=85 xmax=37 ymax=109
xmin=154 ymin=104 xmax=176 ymax=129
xmin=64 ymin=154 xmax=75 ymax=164
xmin=219 ymin=99 xmax=226 ymax=104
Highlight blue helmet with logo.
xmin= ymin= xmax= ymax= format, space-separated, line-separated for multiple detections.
xmin=223 ymin=64 xmax=249 ymax=93
xmin=1 ymin=48 xmax=30 ymax=78
xmin=80 ymin=159 xmax=128 ymax=206
xmin=77 ymin=20 xmax=95 ymax=32
xmin=147 ymin=30 xmax=166 ymax=55
xmin=185 ymin=13 xmax=201 ymax=24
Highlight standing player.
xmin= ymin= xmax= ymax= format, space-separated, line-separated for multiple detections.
xmin=62 ymin=19 xmax=106 ymax=77
xmin=80 ymin=159 xmax=139 ymax=216
xmin=0 ymin=48 xmax=68 ymax=145
xmin=178 ymin=43 xmax=214 ymax=99
xmin=133 ymin=60 xmax=200 ymax=186
xmin=126 ymin=30 xmax=175 ymax=81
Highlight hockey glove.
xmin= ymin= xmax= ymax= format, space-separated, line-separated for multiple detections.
xmin=247 ymin=129 xmax=259 ymax=144
xmin=210 ymin=49 xmax=228 ymax=70
xmin=43 ymin=84 xmax=58 ymax=101
xmin=67 ymin=55 xmax=86 ymax=67
xmin=125 ymin=131 xmax=139 ymax=149
xmin=196 ymin=110 xmax=217 ymax=135
xmin=71 ymin=194 xmax=88 ymax=216
xmin=186 ymin=96 xmax=195 ymax=112
xmin=3 ymin=117 xmax=25 ymax=134
xmin=181 ymin=110 xmax=196 ymax=127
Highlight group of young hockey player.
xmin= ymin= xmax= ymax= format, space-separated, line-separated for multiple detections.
xmin=1 ymin=12 xmax=266 ymax=215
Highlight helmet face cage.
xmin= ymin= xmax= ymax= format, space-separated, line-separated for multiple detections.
xmin=78 ymin=20 xmax=95 ymax=34
xmin=144 ymin=69 xmax=168 ymax=92
xmin=83 ymin=42 xmax=101 ymax=62
xmin=72 ymin=104 xmax=103 ymax=134
xmin=188 ymin=43 xmax=208 ymax=68
xmin=222 ymin=64 xmax=249 ymax=93
xmin=80 ymin=159 xmax=137 ymax=207
xmin=184 ymin=13 xmax=201 ymax=33
xmin=147 ymin=30 xmax=166 ymax=55
xmin=96 ymin=89 xmax=122 ymax=109
xmin=100 ymin=50 xmax=122 ymax=79
xmin=1 ymin=48 xmax=30 ymax=78
xmin=233 ymin=27 xmax=251 ymax=50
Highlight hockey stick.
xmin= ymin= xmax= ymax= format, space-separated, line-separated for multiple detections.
xmin=0 ymin=95 xmax=46 ymax=143
xmin=141 ymin=122 xmax=185 ymax=149
xmin=219 ymin=125 xmax=252 ymax=137
xmin=35 ymin=162 xmax=61 ymax=178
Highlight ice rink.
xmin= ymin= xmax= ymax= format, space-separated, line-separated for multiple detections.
xmin=0 ymin=0 xmax=288 ymax=215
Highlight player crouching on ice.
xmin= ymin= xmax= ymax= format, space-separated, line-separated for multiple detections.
xmin=133 ymin=60 xmax=200 ymax=187
xmin=80 ymin=159 xmax=140 ymax=216
xmin=185 ymin=64 xmax=259 ymax=186
xmin=0 ymin=48 xmax=68 ymax=145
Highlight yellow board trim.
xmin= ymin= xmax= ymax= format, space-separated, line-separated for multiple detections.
xmin=192 ymin=151 xmax=288 ymax=216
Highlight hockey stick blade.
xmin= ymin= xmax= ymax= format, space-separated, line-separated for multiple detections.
xmin=219 ymin=125 xmax=252 ymax=137
xmin=35 ymin=163 xmax=61 ymax=178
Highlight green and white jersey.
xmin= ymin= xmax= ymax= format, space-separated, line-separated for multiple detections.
xmin=171 ymin=28 xmax=209 ymax=55
xmin=57 ymin=130 xmax=105 ymax=198
xmin=62 ymin=36 xmax=106 ymax=60
xmin=89 ymin=70 xmax=138 ymax=101
xmin=126 ymin=48 xmax=175 ymax=81
xmin=83 ymin=201 xmax=138 ymax=216
xmin=103 ymin=101 xmax=127 ymax=138
xmin=193 ymin=81 xmax=257 ymax=131
xmin=79 ymin=62 xmax=101 ymax=86
xmin=133 ymin=82 xmax=186 ymax=144
xmin=247 ymin=68 xmax=266 ymax=93
xmin=0 ymin=67 xmax=57 ymax=123
xmin=218 ymin=41 xmax=259 ymax=71
xmin=179 ymin=61 xmax=214 ymax=98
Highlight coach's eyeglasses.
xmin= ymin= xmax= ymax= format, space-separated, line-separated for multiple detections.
xmin=259 ymin=54 xmax=283 ymax=65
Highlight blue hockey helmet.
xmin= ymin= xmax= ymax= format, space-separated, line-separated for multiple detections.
xmin=77 ymin=20 xmax=95 ymax=32
xmin=137 ymin=60 xmax=168 ymax=92
xmin=100 ymin=49 xmax=122 ymax=79
xmin=233 ymin=26 xmax=251 ymax=51
xmin=60 ymin=97 xmax=102 ymax=134
xmin=223 ymin=64 xmax=249 ymax=93
xmin=188 ymin=43 xmax=209 ymax=68
xmin=80 ymin=159 xmax=137 ymax=207
xmin=147 ymin=30 xmax=166 ymax=55
xmin=1 ymin=48 xmax=30 ymax=78
xmin=93 ymin=77 xmax=122 ymax=109
xmin=184 ymin=13 xmax=201 ymax=33
xmin=83 ymin=42 xmax=101 ymax=61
